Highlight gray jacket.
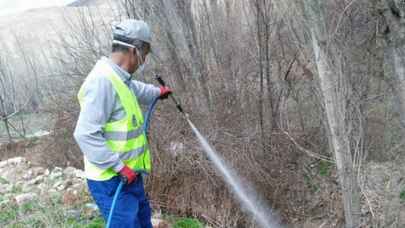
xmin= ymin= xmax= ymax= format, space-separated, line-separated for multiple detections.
xmin=73 ymin=57 xmax=160 ymax=173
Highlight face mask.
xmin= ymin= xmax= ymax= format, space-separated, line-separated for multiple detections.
xmin=134 ymin=48 xmax=146 ymax=75
xmin=136 ymin=63 xmax=145 ymax=74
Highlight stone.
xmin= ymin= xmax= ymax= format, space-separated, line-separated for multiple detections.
xmin=83 ymin=203 xmax=99 ymax=218
xmin=22 ymin=169 xmax=34 ymax=180
xmin=152 ymin=218 xmax=170 ymax=228
xmin=74 ymin=169 xmax=86 ymax=179
xmin=31 ymin=167 xmax=46 ymax=176
xmin=38 ymin=183 xmax=47 ymax=195
xmin=47 ymin=189 xmax=60 ymax=198
xmin=65 ymin=209 xmax=81 ymax=220
xmin=22 ymin=183 xmax=34 ymax=193
xmin=62 ymin=189 xmax=81 ymax=206
xmin=56 ymin=184 xmax=66 ymax=191
xmin=14 ymin=193 xmax=37 ymax=206
xmin=0 ymin=184 xmax=12 ymax=194
xmin=49 ymin=170 xmax=63 ymax=180
xmin=26 ymin=175 xmax=44 ymax=185
xmin=54 ymin=167 xmax=63 ymax=172
xmin=0 ymin=157 xmax=26 ymax=168
xmin=63 ymin=167 xmax=77 ymax=178
xmin=52 ymin=180 xmax=63 ymax=189
xmin=63 ymin=179 xmax=73 ymax=188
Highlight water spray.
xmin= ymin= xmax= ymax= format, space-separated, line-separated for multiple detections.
xmin=154 ymin=76 xmax=281 ymax=228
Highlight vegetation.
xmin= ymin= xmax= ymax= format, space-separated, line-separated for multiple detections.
xmin=400 ymin=190 xmax=405 ymax=202
xmin=173 ymin=218 xmax=203 ymax=228
xmin=1 ymin=0 xmax=405 ymax=227
xmin=0 ymin=200 xmax=102 ymax=228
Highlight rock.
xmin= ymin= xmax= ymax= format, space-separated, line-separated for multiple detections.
xmin=152 ymin=218 xmax=170 ymax=228
xmin=56 ymin=184 xmax=66 ymax=191
xmin=26 ymin=175 xmax=44 ymax=185
xmin=0 ymin=157 xmax=26 ymax=168
xmin=38 ymin=183 xmax=48 ymax=195
xmin=64 ymin=179 xmax=73 ymax=187
xmin=0 ymin=199 xmax=10 ymax=207
xmin=31 ymin=167 xmax=46 ymax=176
xmin=63 ymin=167 xmax=77 ymax=178
xmin=50 ymin=172 xmax=62 ymax=180
xmin=48 ymin=188 xmax=59 ymax=196
xmin=83 ymin=203 xmax=99 ymax=218
xmin=85 ymin=203 xmax=98 ymax=210
xmin=14 ymin=193 xmax=37 ymax=206
xmin=65 ymin=209 xmax=81 ymax=220
xmin=74 ymin=169 xmax=86 ymax=179
xmin=63 ymin=189 xmax=81 ymax=206
xmin=0 ymin=157 xmax=31 ymax=183
xmin=49 ymin=169 xmax=63 ymax=180
xmin=22 ymin=169 xmax=34 ymax=180
xmin=22 ymin=182 xmax=34 ymax=193
xmin=0 ymin=184 xmax=12 ymax=194
xmin=53 ymin=180 xmax=63 ymax=189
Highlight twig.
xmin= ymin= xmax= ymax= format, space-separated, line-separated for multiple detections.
xmin=327 ymin=0 xmax=359 ymax=49
xmin=281 ymin=129 xmax=334 ymax=163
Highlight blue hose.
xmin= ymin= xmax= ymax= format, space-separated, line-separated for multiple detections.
xmin=106 ymin=97 xmax=160 ymax=228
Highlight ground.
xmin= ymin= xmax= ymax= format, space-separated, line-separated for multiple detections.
xmin=0 ymin=157 xmax=205 ymax=228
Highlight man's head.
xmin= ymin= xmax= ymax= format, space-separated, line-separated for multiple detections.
xmin=111 ymin=19 xmax=152 ymax=74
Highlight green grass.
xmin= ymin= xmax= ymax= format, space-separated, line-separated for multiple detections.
xmin=0 ymin=186 xmax=202 ymax=228
xmin=0 ymin=177 xmax=9 ymax=184
xmin=304 ymin=174 xmax=320 ymax=193
xmin=0 ymin=204 xmax=18 ymax=225
xmin=400 ymin=189 xmax=405 ymax=202
xmin=11 ymin=185 xmax=22 ymax=194
xmin=162 ymin=214 xmax=204 ymax=228
xmin=0 ymin=196 xmax=103 ymax=228
xmin=173 ymin=218 xmax=203 ymax=228
xmin=318 ymin=160 xmax=332 ymax=177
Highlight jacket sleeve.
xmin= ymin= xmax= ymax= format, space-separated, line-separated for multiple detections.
xmin=73 ymin=75 xmax=124 ymax=172
xmin=130 ymin=80 xmax=160 ymax=105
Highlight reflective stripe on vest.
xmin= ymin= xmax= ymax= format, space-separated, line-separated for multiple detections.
xmin=78 ymin=62 xmax=152 ymax=181
xmin=103 ymin=127 xmax=144 ymax=141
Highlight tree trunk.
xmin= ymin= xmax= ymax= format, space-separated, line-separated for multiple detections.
xmin=3 ymin=118 xmax=12 ymax=143
xmin=380 ymin=0 xmax=405 ymax=225
xmin=255 ymin=0 xmax=267 ymax=152
xmin=381 ymin=0 xmax=405 ymax=129
xmin=311 ymin=32 xmax=361 ymax=228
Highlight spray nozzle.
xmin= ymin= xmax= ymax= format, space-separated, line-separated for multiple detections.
xmin=155 ymin=75 xmax=187 ymax=116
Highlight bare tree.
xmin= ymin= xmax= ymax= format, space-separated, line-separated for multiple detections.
xmin=0 ymin=48 xmax=31 ymax=142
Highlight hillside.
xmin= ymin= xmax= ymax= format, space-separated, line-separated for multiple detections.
xmin=1 ymin=0 xmax=405 ymax=227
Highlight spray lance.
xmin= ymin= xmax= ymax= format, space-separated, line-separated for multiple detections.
xmin=155 ymin=74 xmax=188 ymax=119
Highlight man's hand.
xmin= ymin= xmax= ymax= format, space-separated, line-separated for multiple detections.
xmin=119 ymin=165 xmax=137 ymax=184
xmin=159 ymin=86 xmax=172 ymax=100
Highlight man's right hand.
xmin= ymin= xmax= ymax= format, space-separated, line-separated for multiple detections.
xmin=119 ymin=165 xmax=137 ymax=184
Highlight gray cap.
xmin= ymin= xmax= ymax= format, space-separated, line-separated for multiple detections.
xmin=112 ymin=19 xmax=151 ymax=47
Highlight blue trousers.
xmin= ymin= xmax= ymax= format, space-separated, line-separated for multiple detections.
xmin=87 ymin=175 xmax=152 ymax=228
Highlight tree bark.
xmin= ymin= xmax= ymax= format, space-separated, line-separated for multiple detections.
xmin=311 ymin=33 xmax=361 ymax=228
xmin=379 ymin=0 xmax=405 ymax=226
xmin=381 ymin=0 xmax=405 ymax=129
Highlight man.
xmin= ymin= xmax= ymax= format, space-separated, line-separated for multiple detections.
xmin=73 ymin=19 xmax=172 ymax=227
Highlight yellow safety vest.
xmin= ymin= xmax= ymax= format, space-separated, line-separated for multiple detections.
xmin=78 ymin=64 xmax=151 ymax=181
